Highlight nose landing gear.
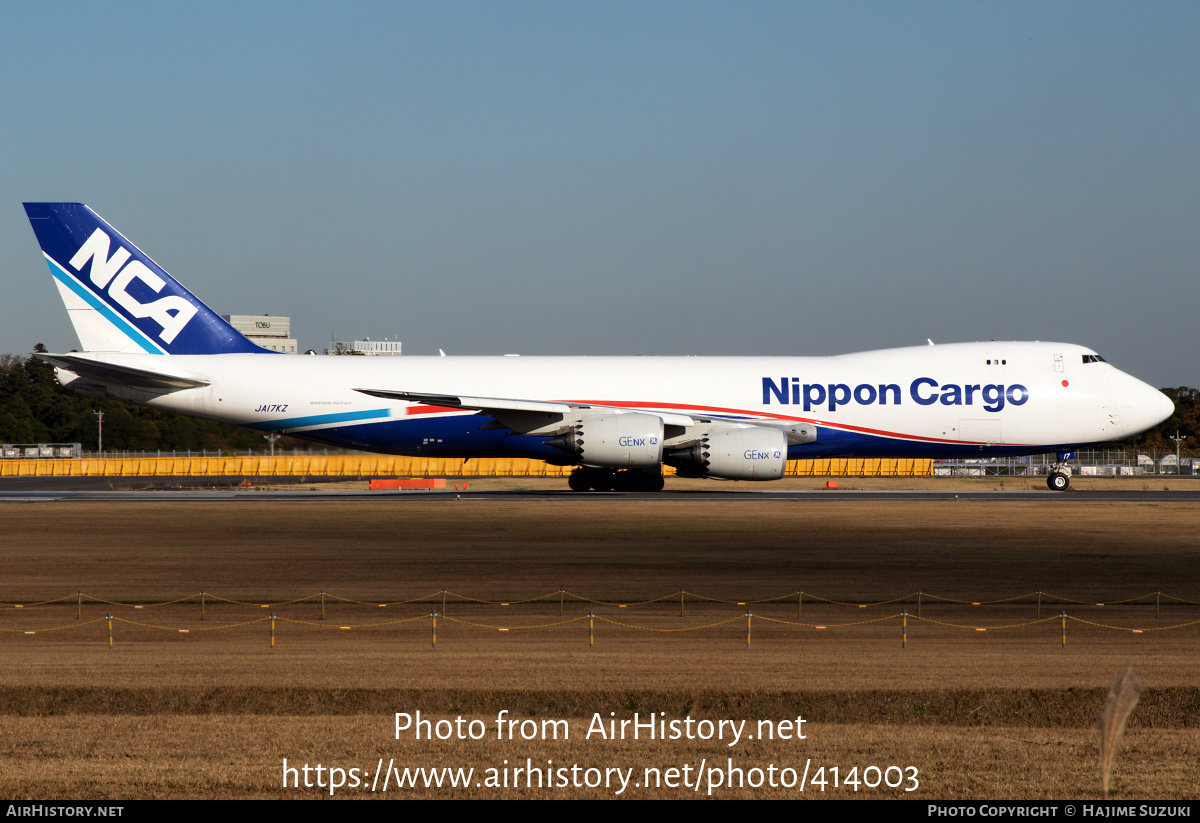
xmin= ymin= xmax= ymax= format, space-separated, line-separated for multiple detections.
xmin=1047 ymin=471 xmax=1070 ymax=491
xmin=1046 ymin=452 xmax=1073 ymax=491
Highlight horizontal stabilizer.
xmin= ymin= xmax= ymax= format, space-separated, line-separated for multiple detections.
xmin=36 ymin=353 xmax=210 ymax=391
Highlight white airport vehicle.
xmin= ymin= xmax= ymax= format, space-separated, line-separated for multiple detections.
xmin=23 ymin=203 xmax=1174 ymax=491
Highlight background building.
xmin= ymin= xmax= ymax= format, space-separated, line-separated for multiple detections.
xmin=325 ymin=337 xmax=402 ymax=355
xmin=221 ymin=315 xmax=298 ymax=353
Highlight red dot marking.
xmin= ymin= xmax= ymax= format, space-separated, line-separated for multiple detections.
xmin=1061 ymin=380 xmax=1069 ymax=387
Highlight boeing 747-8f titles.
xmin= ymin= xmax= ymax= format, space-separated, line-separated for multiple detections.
xmin=23 ymin=203 xmax=1174 ymax=491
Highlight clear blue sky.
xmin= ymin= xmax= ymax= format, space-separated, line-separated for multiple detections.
xmin=3 ymin=1 xmax=1197 ymax=387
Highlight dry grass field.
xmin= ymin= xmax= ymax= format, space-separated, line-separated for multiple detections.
xmin=0 ymin=495 xmax=1198 ymax=799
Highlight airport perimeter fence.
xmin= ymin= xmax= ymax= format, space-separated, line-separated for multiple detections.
xmin=934 ymin=449 xmax=1199 ymax=477
xmin=2 ymin=587 xmax=1198 ymax=651
xmin=6 ymin=446 xmax=1200 ymax=479
xmin=0 ymin=454 xmax=934 ymax=478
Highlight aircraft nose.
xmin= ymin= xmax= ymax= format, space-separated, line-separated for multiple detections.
xmin=1116 ymin=374 xmax=1174 ymax=436
xmin=1151 ymin=386 xmax=1175 ymax=425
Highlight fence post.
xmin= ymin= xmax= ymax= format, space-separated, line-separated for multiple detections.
xmin=107 ymin=613 xmax=113 ymax=648
xmin=320 ymin=591 xmax=325 ymax=620
xmin=442 ymin=588 xmax=447 ymax=615
xmin=200 ymin=591 xmax=205 ymax=621
xmin=1156 ymin=589 xmax=1160 ymax=620
xmin=798 ymin=590 xmax=803 ymax=619
xmin=589 ymin=611 xmax=594 ymax=647
xmin=1037 ymin=590 xmax=1042 ymax=620
xmin=431 ymin=612 xmax=437 ymax=650
xmin=901 ymin=609 xmax=908 ymax=648
xmin=77 ymin=591 xmax=81 ymax=620
xmin=270 ymin=613 xmax=276 ymax=648
xmin=679 ymin=590 xmax=684 ymax=617
xmin=917 ymin=590 xmax=922 ymax=618
xmin=1060 ymin=611 xmax=1066 ymax=649
xmin=745 ymin=611 xmax=752 ymax=649
xmin=560 ymin=588 xmax=564 ymax=616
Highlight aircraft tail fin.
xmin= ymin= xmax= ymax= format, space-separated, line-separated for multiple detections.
xmin=23 ymin=202 xmax=267 ymax=355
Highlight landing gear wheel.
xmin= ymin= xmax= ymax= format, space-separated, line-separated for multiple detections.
xmin=590 ymin=471 xmax=615 ymax=492
xmin=1047 ymin=471 xmax=1069 ymax=491
xmin=568 ymin=471 xmax=591 ymax=492
xmin=617 ymin=471 xmax=666 ymax=492
xmin=640 ymin=473 xmax=665 ymax=492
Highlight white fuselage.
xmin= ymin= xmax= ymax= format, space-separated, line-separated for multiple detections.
xmin=57 ymin=341 xmax=1173 ymax=462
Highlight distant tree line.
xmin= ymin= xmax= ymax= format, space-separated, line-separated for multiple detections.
xmin=0 ymin=347 xmax=307 ymax=452
xmin=0 ymin=347 xmax=1195 ymax=454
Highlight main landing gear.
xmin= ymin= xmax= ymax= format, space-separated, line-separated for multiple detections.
xmin=568 ymin=468 xmax=665 ymax=492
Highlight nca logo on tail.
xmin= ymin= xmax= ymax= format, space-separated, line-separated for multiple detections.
xmin=69 ymin=228 xmax=197 ymax=344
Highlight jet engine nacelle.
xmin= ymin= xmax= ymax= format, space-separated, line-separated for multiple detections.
xmin=665 ymin=426 xmax=788 ymax=480
xmin=547 ymin=413 xmax=664 ymax=469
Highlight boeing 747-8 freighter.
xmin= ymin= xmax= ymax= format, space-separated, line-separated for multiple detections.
xmin=23 ymin=202 xmax=1173 ymax=491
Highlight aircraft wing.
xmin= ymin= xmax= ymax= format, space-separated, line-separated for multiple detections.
xmin=352 ymin=388 xmax=708 ymax=427
xmin=35 ymin=353 xmax=211 ymax=391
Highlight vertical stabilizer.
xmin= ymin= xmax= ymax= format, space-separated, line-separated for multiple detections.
xmin=24 ymin=203 xmax=267 ymax=354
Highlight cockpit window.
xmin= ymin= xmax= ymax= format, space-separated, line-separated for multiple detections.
xmin=1082 ymin=354 xmax=1107 ymax=364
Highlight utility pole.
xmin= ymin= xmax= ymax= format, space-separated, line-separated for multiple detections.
xmin=1170 ymin=431 xmax=1188 ymax=476
xmin=93 ymin=409 xmax=104 ymax=455
xmin=263 ymin=432 xmax=281 ymax=456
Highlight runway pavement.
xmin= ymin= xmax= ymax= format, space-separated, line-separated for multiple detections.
xmin=4 ymin=487 xmax=1200 ymax=502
